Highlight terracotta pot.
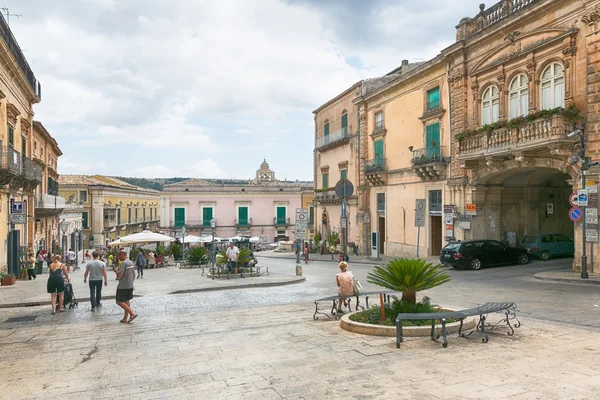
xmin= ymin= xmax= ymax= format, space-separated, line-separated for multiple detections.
xmin=1 ymin=276 xmax=16 ymax=286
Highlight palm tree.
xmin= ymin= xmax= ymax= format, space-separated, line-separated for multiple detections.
xmin=367 ymin=258 xmax=451 ymax=304
xmin=216 ymin=247 xmax=253 ymax=267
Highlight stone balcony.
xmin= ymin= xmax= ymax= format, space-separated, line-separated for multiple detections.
xmin=315 ymin=127 xmax=350 ymax=152
xmin=364 ymin=158 xmax=387 ymax=186
xmin=458 ymin=115 xmax=571 ymax=161
xmin=411 ymin=146 xmax=450 ymax=181
xmin=35 ymin=194 xmax=66 ymax=217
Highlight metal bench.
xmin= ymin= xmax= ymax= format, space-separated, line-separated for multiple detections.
xmin=313 ymin=292 xmax=397 ymax=321
xmin=208 ymin=265 xmax=269 ymax=279
xmin=396 ymin=301 xmax=520 ymax=348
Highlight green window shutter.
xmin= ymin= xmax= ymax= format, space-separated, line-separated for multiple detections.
xmin=324 ymin=123 xmax=329 ymax=136
xmin=174 ymin=208 xmax=185 ymax=227
xmin=425 ymin=123 xmax=440 ymax=148
xmin=128 ymin=208 xmax=132 ymax=223
xmin=277 ymin=207 xmax=286 ymax=224
xmin=21 ymin=136 xmax=26 ymax=156
xmin=8 ymin=125 xmax=13 ymax=146
xmin=238 ymin=207 xmax=248 ymax=225
xmin=322 ymin=172 xmax=328 ymax=189
xmin=202 ymin=207 xmax=213 ymax=226
xmin=117 ymin=209 xmax=121 ymax=225
xmin=82 ymin=212 xmax=89 ymax=229
xmin=341 ymin=169 xmax=347 ymax=180
xmin=341 ymin=114 xmax=348 ymax=133
xmin=374 ymin=140 xmax=384 ymax=159
xmin=427 ymin=87 xmax=440 ymax=110
xmin=309 ymin=207 xmax=314 ymax=224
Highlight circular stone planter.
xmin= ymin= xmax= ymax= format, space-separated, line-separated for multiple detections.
xmin=340 ymin=310 xmax=477 ymax=337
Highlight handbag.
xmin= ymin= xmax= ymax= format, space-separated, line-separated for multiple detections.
xmin=353 ymin=279 xmax=363 ymax=295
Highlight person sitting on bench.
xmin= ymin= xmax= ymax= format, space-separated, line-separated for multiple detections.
xmin=336 ymin=261 xmax=354 ymax=313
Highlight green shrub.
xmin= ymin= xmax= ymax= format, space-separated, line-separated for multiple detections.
xmin=216 ymin=247 xmax=253 ymax=266
xmin=367 ymin=258 xmax=451 ymax=304
xmin=171 ymin=244 xmax=183 ymax=259
xmin=156 ymin=245 xmax=167 ymax=256
xmin=185 ymin=246 xmax=209 ymax=265
xmin=349 ymin=300 xmax=456 ymax=326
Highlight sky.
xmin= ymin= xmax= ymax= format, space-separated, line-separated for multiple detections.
xmin=6 ymin=0 xmax=480 ymax=181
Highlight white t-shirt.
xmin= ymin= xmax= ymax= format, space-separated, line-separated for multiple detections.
xmin=68 ymin=251 xmax=76 ymax=261
xmin=226 ymin=246 xmax=239 ymax=262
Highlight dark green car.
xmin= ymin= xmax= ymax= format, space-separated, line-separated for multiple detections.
xmin=519 ymin=234 xmax=575 ymax=261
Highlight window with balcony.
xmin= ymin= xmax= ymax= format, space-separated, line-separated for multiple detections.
xmin=79 ymin=191 xmax=87 ymax=202
xmin=481 ymin=86 xmax=500 ymax=125
xmin=340 ymin=169 xmax=347 ymax=181
xmin=541 ymin=63 xmax=565 ymax=110
xmin=174 ymin=207 xmax=185 ymax=228
xmin=425 ymin=123 xmax=441 ymax=159
xmin=373 ymin=139 xmax=384 ymax=167
xmin=375 ymin=111 xmax=384 ymax=129
xmin=238 ymin=206 xmax=249 ymax=226
xmin=8 ymin=124 xmax=13 ymax=146
xmin=82 ymin=212 xmax=89 ymax=229
xmin=202 ymin=207 xmax=213 ymax=227
xmin=377 ymin=193 xmax=385 ymax=214
xmin=509 ymin=74 xmax=529 ymax=119
xmin=322 ymin=172 xmax=328 ymax=189
xmin=276 ymin=206 xmax=286 ymax=225
xmin=427 ymin=87 xmax=440 ymax=110
xmin=341 ymin=112 xmax=348 ymax=135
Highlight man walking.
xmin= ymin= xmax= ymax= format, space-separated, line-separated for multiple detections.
xmin=135 ymin=250 xmax=146 ymax=279
xmin=83 ymin=250 xmax=107 ymax=311
xmin=68 ymin=248 xmax=76 ymax=271
xmin=225 ymin=242 xmax=239 ymax=279
xmin=115 ymin=250 xmax=138 ymax=323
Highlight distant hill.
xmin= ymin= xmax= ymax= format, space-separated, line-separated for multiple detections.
xmin=112 ymin=177 xmax=190 ymax=191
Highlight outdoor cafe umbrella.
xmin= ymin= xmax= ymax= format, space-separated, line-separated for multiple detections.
xmin=108 ymin=230 xmax=175 ymax=246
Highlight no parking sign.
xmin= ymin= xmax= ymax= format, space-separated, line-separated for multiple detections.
xmin=569 ymin=207 xmax=582 ymax=222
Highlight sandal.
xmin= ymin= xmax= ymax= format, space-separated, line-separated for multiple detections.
xmin=119 ymin=319 xmax=128 ymax=323
xmin=128 ymin=314 xmax=138 ymax=323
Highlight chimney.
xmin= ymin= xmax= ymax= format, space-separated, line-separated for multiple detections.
xmin=402 ymin=59 xmax=408 ymax=66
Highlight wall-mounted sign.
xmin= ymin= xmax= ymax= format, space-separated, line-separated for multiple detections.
xmin=578 ymin=189 xmax=589 ymax=207
xmin=11 ymin=201 xmax=23 ymax=214
xmin=465 ymin=204 xmax=477 ymax=216
xmin=415 ymin=199 xmax=426 ymax=227
xmin=10 ymin=214 xmax=26 ymax=224
xmin=547 ymin=203 xmax=554 ymax=215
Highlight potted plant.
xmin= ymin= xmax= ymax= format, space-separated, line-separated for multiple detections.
xmin=185 ymin=246 xmax=209 ymax=266
xmin=1 ymin=274 xmax=16 ymax=286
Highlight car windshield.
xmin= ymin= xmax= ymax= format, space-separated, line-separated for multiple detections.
xmin=521 ymin=235 xmax=537 ymax=244
xmin=443 ymin=243 xmax=462 ymax=251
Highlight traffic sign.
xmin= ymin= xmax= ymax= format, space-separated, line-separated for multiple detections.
xmin=10 ymin=214 xmax=26 ymax=224
xmin=547 ymin=203 xmax=554 ymax=215
xmin=415 ymin=199 xmax=426 ymax=227
xmin=578 ymin=189 xmax=589 ymax=207
xmin=335 ymin=179 xmax=354 ymax=199
xmin=465 ymin=203 xmax=477 ymax=216
xmin=569 ymin=207 xmax=583 ymax=222
xmin=295 ymin=208 xmax=308 ymax=240
xmin=569 ymin=193 xmax=579 ymax=207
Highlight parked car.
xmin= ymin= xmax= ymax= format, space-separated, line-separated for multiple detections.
xmin=440 ymin=240 xmax=529 ymax=270
xmin=519 ymin=233 xmax=574 ymax=261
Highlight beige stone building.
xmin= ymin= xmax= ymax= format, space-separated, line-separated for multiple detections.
xmin=0 ymin=15 xmax=43 ymax=274
xmin=444 ymin=0 xmax=599 ymax=272
xmin=59 ymin=176 xmax=160 ymax=249
xmin=355 ymin=57 xmax=451 ymax=258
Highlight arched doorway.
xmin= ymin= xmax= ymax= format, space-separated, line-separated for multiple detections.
xmin=467 ymin=165 xmax=576 ymax=247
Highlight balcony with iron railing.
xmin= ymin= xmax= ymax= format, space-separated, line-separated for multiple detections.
xmin=411 ymin=146 xmax=450 ymax=181
xmin=235 ymin=218 xmax=252 ymax=227
xmin=169 ymin=220 xmax=216 ymax=229
xmin=315 ymin=127 xmax=350 ymax=151
xmin=0 ymin=14 xmax=41 ymax=99
xmin=22 ymin=156 xmax=34 ymax=180
xmin=456 ymin=0 xmax=540 ymax=41
xmin=458 ymin=115 xmax=570 ymax=160
xmin=5 ymin=146 xmax=20 ymax=174
xmin=364 ymin=158 xmax=387 ymax=186
xmin=34 ymin=193 xmax=66 ymax=217
xmin=273 ymin=217 xmax=290 ymax=226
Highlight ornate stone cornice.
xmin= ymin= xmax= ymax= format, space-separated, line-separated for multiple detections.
xmin=6 ymin=102 xmax=20 ymax=123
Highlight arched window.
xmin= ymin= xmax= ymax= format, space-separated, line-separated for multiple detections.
xmin=541 ymin=63 xmax=565 ymax=109
xmin=481 ymin=86 xmax=500 ymax=125
xmin=509 ymin=74 xmax=529 ymax=119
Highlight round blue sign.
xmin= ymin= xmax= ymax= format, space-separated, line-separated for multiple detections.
xmin=569 ymin=207 xmax=582 ymax=222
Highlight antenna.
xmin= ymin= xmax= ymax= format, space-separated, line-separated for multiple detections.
xmin=0 ymin=7 xmax=22 ymax=26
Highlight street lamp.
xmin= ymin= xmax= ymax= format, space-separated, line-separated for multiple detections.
xmin=181 ymin=226 xmax=187 ymax=258
xmin=60 ymin=220 xmax=68 ymax=263
xmin=210 ymin=218 xmax=216 ymax=280
xmin=569 ymin=123 xmax=599 ymax=279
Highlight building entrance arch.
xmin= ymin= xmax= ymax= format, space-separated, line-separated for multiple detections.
xmin=466 ymin=165 xmax=575 ymax=249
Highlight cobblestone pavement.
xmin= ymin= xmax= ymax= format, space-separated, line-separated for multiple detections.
xmin=1 ymin=255 xmax=600 ymax=399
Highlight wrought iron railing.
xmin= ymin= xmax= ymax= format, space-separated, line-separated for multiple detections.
xmin=315 ymin=127 xmax=349 ymax=149
xmin=411 ymin=146 xmax=450 ymax=165
xmin=235 ymin=218 xmax=252 ymax=226
xmin=6 ymin=146 xmax=20 ymax=174
xmin=22 ymin=156 xmax=34 ymax=179
xmin=364 ymin=158 xmax=387 ymax=173
xmin=273 ymin=217 xmax=290 ymax=226
xmin=32 ymin=162 xmax=43 ymax=182
xmin=0 ymin=14 xmax=41 ymax=98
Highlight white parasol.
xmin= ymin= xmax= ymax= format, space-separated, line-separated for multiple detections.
xmin=108 ymin=230 xmax=175 ymax=246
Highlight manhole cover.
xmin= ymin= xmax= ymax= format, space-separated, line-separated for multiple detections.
xmin=4 ymin=316 xmax=37 ymax=323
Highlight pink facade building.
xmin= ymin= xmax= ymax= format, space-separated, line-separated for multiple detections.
xmin=159 ymin=160 xmax=314 ymax=241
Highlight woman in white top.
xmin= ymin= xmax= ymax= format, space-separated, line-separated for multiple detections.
xmin=336 ymin=261 xmax=354 ymax=313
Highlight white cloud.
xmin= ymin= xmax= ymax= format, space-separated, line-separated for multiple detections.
xmin=58 ymin=157 xmax=107 ymax=175
xmin=129 ymin=159 xmax=227 ymax=179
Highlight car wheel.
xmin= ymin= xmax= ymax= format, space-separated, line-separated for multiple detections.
xmin=469 ymin=258 xmax=482 ymax=270
xmin=539 ymin=251 xmax=550 ymax=261
xmin=518 ymin=253 xmax=529 ymax=265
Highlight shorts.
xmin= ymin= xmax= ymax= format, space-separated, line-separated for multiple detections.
xmin=47 ymin=277 xmax=65 ymax=293
xmin=116 ymin=288 xmax=134 ymax=302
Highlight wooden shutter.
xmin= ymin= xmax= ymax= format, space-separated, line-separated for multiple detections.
xmin=174 ymin=208 xmax=185 ymax=227
xmin=373 ymin=140 xmax=384 ymax=159
xmin=341 ymin=114 xmax=348 ymax=134
xmin=341 ymin=169 xmax=347 ymax=180
xmin=238 ymin=207 xmax=248 ymax=225
xmin=82 ymin=212 xmax=88 ymax=229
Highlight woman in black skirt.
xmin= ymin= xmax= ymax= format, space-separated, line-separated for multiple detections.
xmin=47 ymin=255 xmax=70 ymax=314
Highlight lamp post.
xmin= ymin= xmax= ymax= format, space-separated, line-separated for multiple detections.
xmin=60 ymin=220 xmax=68 ymax=263
xmin=569 ymin=123 xmax=599 ymax=279
xmin=363 ymin=212 xmax=370 ymax=259
xmin=181 ymin=226 xmax=186 ymax=262
xmin=210 ymin=218 xmax=216 ymax=280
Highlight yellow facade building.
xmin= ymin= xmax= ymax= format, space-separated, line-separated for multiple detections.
xmin=59 ymin=176 xmax=160 ymax=249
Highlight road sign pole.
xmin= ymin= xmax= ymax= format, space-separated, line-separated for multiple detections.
xmin=416 ymin=226 xmax=420 ymax=258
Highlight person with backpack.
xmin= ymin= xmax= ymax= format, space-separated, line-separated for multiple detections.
xmin=135 ymin=250 xmax=146 ymax=279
